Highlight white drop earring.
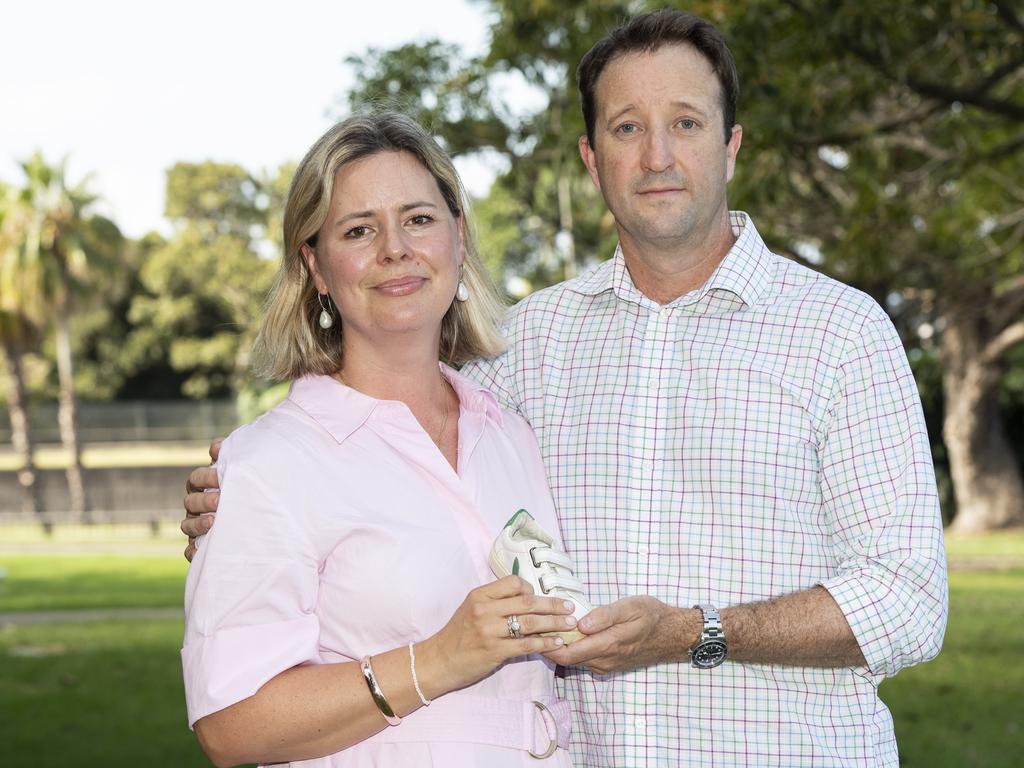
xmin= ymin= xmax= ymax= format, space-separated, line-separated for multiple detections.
xmin=456 ymin=265 xmax=469 ymax=302
xmin=318 ymin=293 xmax=334 ymax=329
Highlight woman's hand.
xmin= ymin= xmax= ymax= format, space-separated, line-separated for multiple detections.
xmin=416 ymin=575 xmax=577 ymax=696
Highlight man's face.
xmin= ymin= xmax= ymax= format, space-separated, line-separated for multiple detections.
xmin=580 ymin=44 xmax=742 ymax=255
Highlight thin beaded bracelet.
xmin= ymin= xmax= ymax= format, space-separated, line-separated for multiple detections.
xmin=408 ymin=642 xmax=431 ymax=707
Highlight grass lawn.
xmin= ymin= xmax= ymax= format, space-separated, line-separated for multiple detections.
xmin=0 ymin=530 xmax=1022 ymax=766
xmin=0 ymin=553 xmax=187 ymax=612
xmin=0 ymin=619 xmax=211 ymax=767
xmin=879 ymin=567 xmax=1024 ymax=767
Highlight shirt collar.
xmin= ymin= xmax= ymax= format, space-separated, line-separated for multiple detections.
xmin=288 ymin=365 xmax=503 ymax=445
xmin=697 ymin=211 xmax=774 ymax=308
xmin=442 ymin=364 xmax=504 ymax=426
xmin=566 ymin=211 xmax=774 ymax=309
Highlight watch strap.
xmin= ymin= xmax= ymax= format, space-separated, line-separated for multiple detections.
xmin=694 ymin=604 xmax=724 ymax=642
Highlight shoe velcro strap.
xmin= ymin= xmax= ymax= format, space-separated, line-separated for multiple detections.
xmin=539 ymin=573 xmax=585 ymax=594
xmin=531 ymin=547 xmax=574 ymax=570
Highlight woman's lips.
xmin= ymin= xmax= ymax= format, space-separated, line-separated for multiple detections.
xmin=374 ymin=276 xmax=427 ymax=296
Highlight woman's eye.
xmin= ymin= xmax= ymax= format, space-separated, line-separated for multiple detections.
xmin=409 ymin=214 xmax=434 ymax=226
xmin=344 ymin=225 xmax=370 ymax=239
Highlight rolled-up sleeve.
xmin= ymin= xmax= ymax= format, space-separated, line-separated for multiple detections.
xmin=181 ymin=432 xmax=322 ymax=727
xmin=818 ymin=307 xmax=948 ymax=677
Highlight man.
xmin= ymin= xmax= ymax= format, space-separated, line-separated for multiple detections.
xmin=183 ymin=10 xmax=946 ymax=767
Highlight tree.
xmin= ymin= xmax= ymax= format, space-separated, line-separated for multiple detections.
xmin=124 ymin=162 xmax=278 ymax=400
xmin=0 ymin=314 xmax=43 ymax=518
xmin=0 ymin=181 xmax=44 ymax=520
xmin=722 ymin=0 xmax=1024 ymax=529
xmin=2 ymin=153 xmax=121 ymax=522
xmin=0 ymin=181 xmax=45 ymax=518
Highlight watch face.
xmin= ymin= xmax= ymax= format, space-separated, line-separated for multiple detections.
xmin=693 ymin=640 xmax=727 ymax=668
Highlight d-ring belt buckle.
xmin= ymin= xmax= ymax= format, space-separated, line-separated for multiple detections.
xmin=528 ymin=700 xmax=558 ymax=759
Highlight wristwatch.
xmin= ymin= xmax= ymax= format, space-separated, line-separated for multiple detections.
xmin=689 ymin=604 xmax=727 ymax=669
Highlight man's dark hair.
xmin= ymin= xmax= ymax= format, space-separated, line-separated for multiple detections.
xmin=577 ymin=10 xmax=739 ymax=145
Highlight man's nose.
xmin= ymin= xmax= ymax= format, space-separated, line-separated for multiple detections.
xmin=641 ymin=128 xmax=673 ymax=173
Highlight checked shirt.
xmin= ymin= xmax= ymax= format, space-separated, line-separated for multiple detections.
xmin=464 ymin=212 xmax=947 ymax=767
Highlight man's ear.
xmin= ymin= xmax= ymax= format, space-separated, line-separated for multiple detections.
xmin=300 ymin=243 xmax=328 ymax=295
xmin=579 ymin=135 xmax=602 ymax=191
xmin=725 ymin=124 xmax=743 ymax=183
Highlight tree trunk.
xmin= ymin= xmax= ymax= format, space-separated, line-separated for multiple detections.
xmin=942 ymin=315 xmax=1024 ymax=532
xmin=1 ymin=340 xmax=44 ymax=520
xmin=54 ymin=294 xmax=90 ymax=522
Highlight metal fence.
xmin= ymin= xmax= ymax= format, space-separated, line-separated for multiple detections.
xmin=0 ymin=400 xmax=240 ymax=444
xmin=0 ymin=400 xmax=242 ymax=525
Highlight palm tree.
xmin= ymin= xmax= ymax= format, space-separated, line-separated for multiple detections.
xmin=5 ymin=153 xmax=120 ymax=523
xmin=0 ymin=316 xmax=44 ymax=520
xmin=0 ymin=182 xmax=46 ymax=521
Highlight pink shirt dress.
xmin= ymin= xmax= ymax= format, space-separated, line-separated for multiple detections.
xmin=182 ymin=368 xmax=573 ymax=767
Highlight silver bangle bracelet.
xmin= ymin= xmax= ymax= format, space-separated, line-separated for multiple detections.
xmin=360 ymin=655 xmax=401 ymax=726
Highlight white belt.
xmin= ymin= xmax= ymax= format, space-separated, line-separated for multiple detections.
xmin=367 ymin=693 xmax=571 ymax=759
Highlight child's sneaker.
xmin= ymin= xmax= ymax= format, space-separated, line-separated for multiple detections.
xmin=489 ymin=509 xmax=593 ymax=643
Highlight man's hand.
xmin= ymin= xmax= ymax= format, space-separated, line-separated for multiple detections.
xmin=547 ymin=587 xmax=867 ymax=673
xmin=181 ymin=438 xmax=223 ymax=561
xmin=545 ymin=596 xmax=698 ymax=675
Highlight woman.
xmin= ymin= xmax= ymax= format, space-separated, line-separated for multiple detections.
xmin=182 ymin=112 xmax=577 ymax=767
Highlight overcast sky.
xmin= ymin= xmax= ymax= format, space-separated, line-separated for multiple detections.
xmin=1 ymin=0 xmax=494 ymax=238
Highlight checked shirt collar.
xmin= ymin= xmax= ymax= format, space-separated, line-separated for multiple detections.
xmin=569 ymin=211 xmax=775 ymax=311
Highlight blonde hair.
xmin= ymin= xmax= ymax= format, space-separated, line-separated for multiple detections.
xmin=252 ymin=112 xmax=507 ymax=381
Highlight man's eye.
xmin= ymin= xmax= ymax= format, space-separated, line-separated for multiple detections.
xmin=678 ymin=119 xmax=697 ymax=130
xmin=616 ymin=123 xmax=638 ymax=135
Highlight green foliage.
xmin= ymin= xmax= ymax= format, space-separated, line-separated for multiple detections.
xmin=725 ymin=0 xmax=1023 ymax=315
xmin=121 ymin=162 xmax=282 ymax=399
xmin=0 ymin=152 xmax=124 ymax=396
xmin=236 ymin=379 xmax=290 ymax=424
xmin=718 ymin=0 xmax=1024 ymax=524
xmin=164 ymin=162 xmax=264 ymax=238
xmin=345 ymin=40 xmax=513 ymax=157
xmin=1 ymin=152 xmax=120 ymax=304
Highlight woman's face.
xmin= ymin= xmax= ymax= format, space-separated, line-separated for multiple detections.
xmin=302 ymin=150 xmax=464 ymax=350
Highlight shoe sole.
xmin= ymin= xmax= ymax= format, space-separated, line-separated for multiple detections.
xmin=489 ymin=549 xmax=586 ymax=644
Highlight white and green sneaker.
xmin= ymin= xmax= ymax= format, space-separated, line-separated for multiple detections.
xmin=489 ymin=509 xmax=593 ymax=643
